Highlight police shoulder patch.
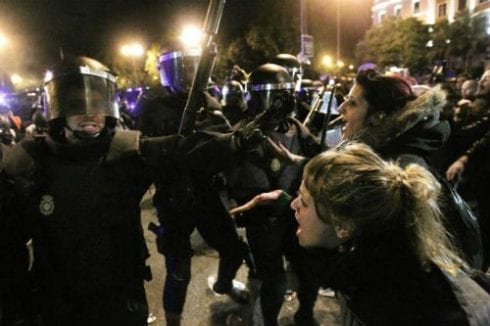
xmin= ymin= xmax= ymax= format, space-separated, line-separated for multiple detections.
xmin=39 ymin=194 xmax=55 ymax=216
xmin=270 ymin=158 xmax=281 ymax=172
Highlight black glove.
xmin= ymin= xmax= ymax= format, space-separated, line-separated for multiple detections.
xmin=232 ymin=127 xmax=265 ymax=151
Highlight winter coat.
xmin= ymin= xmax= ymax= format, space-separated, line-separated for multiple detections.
xmin=351 ymin=86 xmax=483 ymax=267
xmin=318 ymin=230 xmax=490 ymax=325
xmin=354 ymin=85 xmax=450 ymax=167
xmin=331 ymin=86 xmax=490 ymax=324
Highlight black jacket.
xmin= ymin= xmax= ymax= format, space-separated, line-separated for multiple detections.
xmin=316 ymin=230 xmax=490 ymax=325
xmin=354 ymin=85 xmax=450 ymax=167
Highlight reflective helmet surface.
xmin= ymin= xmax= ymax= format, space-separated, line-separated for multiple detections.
xmin=270 ymin=53 xmax=301 ymax=81
xmin=248 ymin=63 xmax=295 ymax=115
xmin=157 ymin=49 xmax=200 ymax=93
xmin=43 ymin=56 xmax=119 ymax=121
xmin=0 ymin=94 xmax=12 ymax=114
xmin=221 ymin=80 xmax=245 ymax=108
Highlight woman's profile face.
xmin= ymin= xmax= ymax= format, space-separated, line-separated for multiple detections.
xmin=338 ymin=83 xmax=369 ymax=139
xmin=291 ymin=182 xmax=342 ymax=249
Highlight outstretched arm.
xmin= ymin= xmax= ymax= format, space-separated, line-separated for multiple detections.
xmin=229 ymin=190 xmax=291 ymax=217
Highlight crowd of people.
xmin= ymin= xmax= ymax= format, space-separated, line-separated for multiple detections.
xmin=1 ymin=44 xmax=490 ymax=326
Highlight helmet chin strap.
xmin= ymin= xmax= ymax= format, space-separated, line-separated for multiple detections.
xmin=73 ymin=130 xmax=101 ymax=140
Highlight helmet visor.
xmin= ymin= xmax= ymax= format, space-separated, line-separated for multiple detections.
xmin=44 ymin=74 xmax=118 ymax=120
xmin=158 ymin=51 xmax=199 ymax=92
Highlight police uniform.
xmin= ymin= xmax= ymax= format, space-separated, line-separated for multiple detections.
xmin=2 ymin=129 xmax=153 ymax=325
xmin=0 ymin=56 xmax=238 ymax=326
xmin=226 ymin=63 xmax=321 ymax=326
xmin=133 ymin=49 xmax=247 ymax=323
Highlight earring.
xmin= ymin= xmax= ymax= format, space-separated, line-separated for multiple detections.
xmin=336 ymin=228 xmax=350 ymax=239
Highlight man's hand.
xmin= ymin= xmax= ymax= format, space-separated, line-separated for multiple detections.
xmin=267 ymin=137 xmax=306 ymax=166
xmin=232 ymin=127 xmax=265 ymax=151
xmin=446 ymin=155 xmax=468 ymax=181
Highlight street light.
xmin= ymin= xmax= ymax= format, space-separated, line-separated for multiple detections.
xmin=322 ymin=55 xmax=333 ymax=69
xmin=0 ymin=33 xmax=7 ymax=48
xmin=10 ymin=73 xmax=21 ymax=85
xmin=179 ymin=25 xmax=203 ymax=51
xmin=120 ymin=42 xmax=145 ymax=86
xmin=121 ymin=43 xmax=144 ymax=57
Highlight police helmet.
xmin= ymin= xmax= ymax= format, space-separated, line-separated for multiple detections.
xmin=221 ymin=80 xmax=246 ymax=108
xmin=0 ymin=94 xmax=11 ymax=114
xmin=157 ymin=48 xmax=200 ymax=93
xmin=43 ymin=56 xmax=119 ymax=121
xmin=0 ymin=121 xmax=13 ymax=144
xmin=270 ymin=53 xmax=302 ymax=82
xmin=248 ymin=63 xmax=295 ymax=116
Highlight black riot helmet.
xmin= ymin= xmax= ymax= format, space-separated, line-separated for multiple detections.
xmin=270 ymin=53 xmax=302 ymax=83
xmin=0 ymin=121 xmax=14 ymax=145
xmin=43 ymin=56 xmax=119 ymax=122
xmin=248 ymin=63 xmax=295 ymax=120
xmin=221 ymin=80 xmax=246 ymax=108
xmin=157 ymin=48 xmax=200 ymax=93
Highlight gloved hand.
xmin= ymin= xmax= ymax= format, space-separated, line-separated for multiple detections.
xmin=232 ymin=126 xmax=265 ymax=151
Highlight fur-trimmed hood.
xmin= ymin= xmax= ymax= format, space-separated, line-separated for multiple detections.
xmin=353 ymin=85 xmax=450 ymax=162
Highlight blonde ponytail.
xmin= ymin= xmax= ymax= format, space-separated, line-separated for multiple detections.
xmin=400 ymin=164 xmax=464 ymax=273
xmin=304 ymin=142 xmax=464 ymax=273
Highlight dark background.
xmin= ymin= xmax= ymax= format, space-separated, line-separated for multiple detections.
xmin=0 ymin=0 xmax=372 ymax=85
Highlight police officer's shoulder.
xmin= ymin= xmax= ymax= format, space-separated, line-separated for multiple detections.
xmin=105 ymin=129 xmax=141 ymax=163
xmin=3 ymin=138 xmax=42 ymax=177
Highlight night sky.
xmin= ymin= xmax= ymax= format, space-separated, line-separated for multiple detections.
xmin=0 ymin=0 xmax=372 ymax=87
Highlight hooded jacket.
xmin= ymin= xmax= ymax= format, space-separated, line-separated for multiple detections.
xmin=354 ymin=85 xmax=450 ymax=167
xmin=327 ymin=86 xmax=489 ymax=325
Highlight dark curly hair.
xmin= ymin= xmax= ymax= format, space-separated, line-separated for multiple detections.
xmin=355 ymin=69 xmax=416 ymax=115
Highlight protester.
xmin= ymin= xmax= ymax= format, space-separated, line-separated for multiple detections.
xmin=291 ymin=143 xmax=490 ymax=324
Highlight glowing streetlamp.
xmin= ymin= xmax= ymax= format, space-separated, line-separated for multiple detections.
xmin=10 ymin=73 xmax=22 ymax=85
xmin=0 ymin=33 xmax=7 ymax=48
xmin=121 ymin=43 xmax=144 ymax=57
xmin=336 ymin=60 xmax=345 ymax=69
xmin=179 ymin=25 xmax=203 ymax=50
xmin=322 ymin=55 xmax=333 ymax=69
xmin=120 ymin=42 xmax=145 ymax=86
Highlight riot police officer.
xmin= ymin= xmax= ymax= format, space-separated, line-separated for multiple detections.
xmin=0 ymin=56 xmax=244 ymax=326
xmin=226 ymin=63 xmax=321 ymax=326
xmin=135 ymin=47 xmax=249 ymax=325
xmin=0 ymin=56 xmax=155 ymax=325
xmin=221 ymin=80 xmax=248 ymax=126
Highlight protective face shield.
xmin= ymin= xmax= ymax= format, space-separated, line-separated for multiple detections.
xmin=221 ymin=80 xmax=245 ymax=108
xmin=0 ymin=92 xmax=12 ymax=114
xmin=249 ymin=63 xmax=295 ymax=114
xmin=157 ymin=50 xmax=200 ymax=93
xmin=43 ymin=56 xmax=119 ymax=121
xmin=248 ymin=64 xmax=296 ymax=131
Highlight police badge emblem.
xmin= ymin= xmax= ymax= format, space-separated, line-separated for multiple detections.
xmin=270 ymin=158 xmax=281 ymax=172
xmin=39 ymin=195 xmax=55 ymax=216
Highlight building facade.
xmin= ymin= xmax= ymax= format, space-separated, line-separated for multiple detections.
xmin=372 ymin=0 xmax=490 ymax=25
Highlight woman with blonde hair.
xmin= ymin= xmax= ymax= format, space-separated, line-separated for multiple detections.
xmin=290 ymin=143 xmax=490 ymax=324
xmin=269 ymin=69 xmax=482 ymax=269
